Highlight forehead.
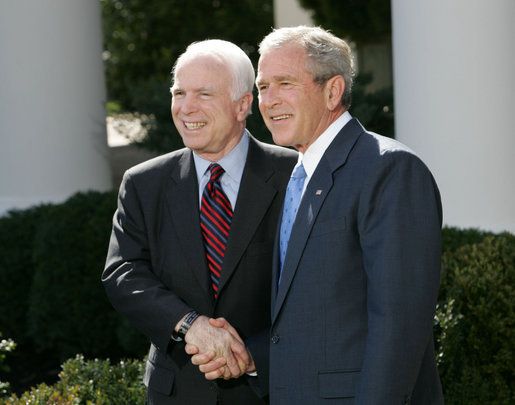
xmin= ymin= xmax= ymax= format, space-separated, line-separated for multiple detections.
xmin=257 ymin=45 xmax=310 ymax=81
xmin=174 ymin=55 xmax=232 ymax=88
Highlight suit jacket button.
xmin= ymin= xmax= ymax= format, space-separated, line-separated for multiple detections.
xmin=271 ymin=334 xmax=280 ymax=344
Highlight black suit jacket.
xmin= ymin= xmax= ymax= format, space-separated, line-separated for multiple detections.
xmin=102 ymin=135 xmax=297 ymax=404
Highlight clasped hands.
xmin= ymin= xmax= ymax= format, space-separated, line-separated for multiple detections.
xmin=184 ymin=316 xmax=255 ymax=380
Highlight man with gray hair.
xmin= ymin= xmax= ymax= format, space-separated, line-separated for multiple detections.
xmin=195 ymin=26 xmax=444 ymax=404
xmin=102 ymin=39 xmax=297 ymax=404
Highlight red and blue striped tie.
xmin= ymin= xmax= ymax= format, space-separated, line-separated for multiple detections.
xmin=200 ymin=163 xmax=233 ymax=299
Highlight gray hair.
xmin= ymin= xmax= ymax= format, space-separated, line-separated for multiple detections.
xmin=259 ymin=26 xmax=355 ymax=108
xmin=171 ymin=39 xmax=255 ymax=101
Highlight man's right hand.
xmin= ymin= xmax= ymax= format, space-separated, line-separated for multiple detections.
xmin=184 ymin=315 xmax=251 ymax=379
xmin=186 ymin=317 xmax=256 ymax=380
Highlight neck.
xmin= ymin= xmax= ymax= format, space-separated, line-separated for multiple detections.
xmin=295 ymin=109 xmax=345 ymax=154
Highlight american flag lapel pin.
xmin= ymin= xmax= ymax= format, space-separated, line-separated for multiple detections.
xmin=315 ymin=189 xmax=323 ymax=195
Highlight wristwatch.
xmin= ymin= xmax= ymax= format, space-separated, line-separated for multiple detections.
xmin=171 ymin=310 xmax=200 ymax=342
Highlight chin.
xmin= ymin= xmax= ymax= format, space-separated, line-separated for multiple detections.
xmin=271 ymin=133 xmax=293 ymax=148
xmin=181 ymin=134 xmax=205 ymax=148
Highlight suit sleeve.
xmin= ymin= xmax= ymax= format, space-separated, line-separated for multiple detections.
xmin=356 ymin=151 xmax=442 ymax=403
xmin=102 ymin=171 xmax=192 ymax=353
xmin=245 ymin=328 xmax=270 ymax=398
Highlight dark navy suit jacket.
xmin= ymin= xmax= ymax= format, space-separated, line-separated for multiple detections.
xmin=250 ymin=119 xmax=444 ymax=404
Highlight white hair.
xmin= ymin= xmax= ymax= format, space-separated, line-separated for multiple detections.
xmin=172 ymin=39 xmax=255 ymax=101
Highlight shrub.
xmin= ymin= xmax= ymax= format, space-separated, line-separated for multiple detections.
xmin=441 ymin=226 xmax=494 ymax=254
xmin=6 ymin=355 xmax=145 ymax=404
xmin=0 ymin=191 xmax=147 ymax=393
xmin=0 ymin=205 xmax=63 ymax=393
xmin=435 ymin=233 xmax=515 ymax=404
xmin=26 ymin=191 xmax=146 ymax=361
xmin=0 ymin=206 xmax=49 ymax=344
xmin=0 ymin=333 xmax=16 ymax=397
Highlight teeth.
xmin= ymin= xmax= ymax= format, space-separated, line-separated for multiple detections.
xmin=271 ymin=114 xmax=292 ymax=121
xmin=184 ymin=121 xmax=206 ymax=129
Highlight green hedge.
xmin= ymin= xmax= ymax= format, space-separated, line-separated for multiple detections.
xmin=27 ymin=192 xmax=134 ymax=359
xmin=5 ymin=355 xmax=145 ymax=404
xmin=0 ymin=206 xmax=48 ymax=344
xmin=0 ymin=193 xmax=513 ymax=403
xmin=435 ymin=232 xmax=514 ymax=404
xmin=0 ymin=205 xmax=62 ymax=392
xmin=0 ymin=192 xmax=147 ymax=393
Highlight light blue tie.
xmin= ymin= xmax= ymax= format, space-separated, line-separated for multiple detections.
xmin=279 ymin=163 xmax=307 ymax=281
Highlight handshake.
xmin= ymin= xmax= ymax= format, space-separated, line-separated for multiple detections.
xmin=183 ymin=315 xmax=256 ymax=380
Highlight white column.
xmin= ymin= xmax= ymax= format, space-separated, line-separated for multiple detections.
xmin=0 ymin=0 xmax=111 ymax=215
xmin=392 ymin=0 xmax=515 ymax=233
xmin=274 ymin=0 xmax=313 ymax=27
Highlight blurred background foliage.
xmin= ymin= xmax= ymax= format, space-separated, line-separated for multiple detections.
xmin=101 ymin=0 xmax=275 ymax=151
xmin=298 ymin=0 xmax=391 ymax=43
xmin=101 ymin=0 xmax=393 ymax=154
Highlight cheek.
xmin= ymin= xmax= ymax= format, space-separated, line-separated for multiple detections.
xmin=257 ymin=100 xmax=266 ymax=115
xmin=171 ymin=110 xmax=181 ymax=126
xmin=171 ymin=102 xmax=179 ymax=116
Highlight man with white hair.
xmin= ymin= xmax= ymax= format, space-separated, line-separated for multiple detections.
xmin=103 ymin=39 xmax=297 ymax=404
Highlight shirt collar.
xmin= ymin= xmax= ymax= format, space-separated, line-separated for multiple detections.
xmin=193 ymin=129 xmax=249 ymax=183
xmin=299 ymin=111 xmax=352 ymax=178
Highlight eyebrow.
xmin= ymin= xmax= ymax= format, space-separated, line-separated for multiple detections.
xmin=256 ymin=74 xmax=297 ymax=85
xmin=171 ymin=86 xmax=216 ymax=93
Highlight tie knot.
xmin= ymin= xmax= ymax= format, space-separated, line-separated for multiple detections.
xmin=291 ymin=163 xmax=306 ymax=180
xmin=208 ymin=163 xmax=225 ymax=183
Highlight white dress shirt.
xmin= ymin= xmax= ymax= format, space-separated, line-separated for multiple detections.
xmin=294 ymin=111 xmax=352 ymax=196
xmin=193 ymin=130 xmax=250 ymax=209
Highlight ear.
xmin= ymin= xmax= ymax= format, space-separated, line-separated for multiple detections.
xmin=236 ymin=92 xmax=253 ymax=121
xmin=325 ymin=75 xmax=345 ymax=111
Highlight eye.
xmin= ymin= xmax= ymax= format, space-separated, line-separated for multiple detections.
xmin=172 ymin=90 xmax=184 ymax=98
xmin=257 ymin=84 xmax=269 ymax=92
xmin=200 ymin=92 xmax=211 ymax=98
xmin=280 ymin=81 xmax=293 ymax=88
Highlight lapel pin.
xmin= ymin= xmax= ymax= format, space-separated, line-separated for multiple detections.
xmin=315 ymin=189 xmax=323 ymax=195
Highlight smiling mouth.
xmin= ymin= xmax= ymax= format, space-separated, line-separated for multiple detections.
xmin=184 ymin=121 xmax=206 ymax=129
xmin=270 ymin=114 xmax=292 ymax=121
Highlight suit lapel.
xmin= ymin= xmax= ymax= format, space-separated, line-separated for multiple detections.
xmin=165 ymin=150 xmax=212 ymax=297
xmin=271 ymin=214 xmax=282 ymax=310
xmin=272 ymin=118 xmax=364 ymax=322
xmin=272 ymin=159 xmax=333 ymax=321
xmin=217 ymin=137 xmax=278 ymax=295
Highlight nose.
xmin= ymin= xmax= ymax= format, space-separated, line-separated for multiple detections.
xmin=175 ymin=94 xmax=198 ymax=115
